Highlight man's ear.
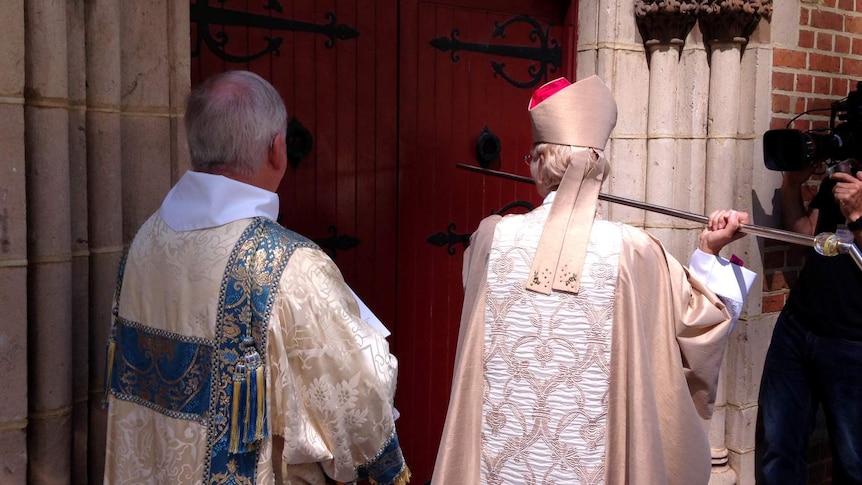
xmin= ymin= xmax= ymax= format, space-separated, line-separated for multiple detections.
xmin=269 ymin=132 xmax=287 ymax=173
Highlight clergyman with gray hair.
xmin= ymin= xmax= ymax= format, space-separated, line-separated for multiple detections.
xmin=102 ymin=70 xmax=410 ymax=485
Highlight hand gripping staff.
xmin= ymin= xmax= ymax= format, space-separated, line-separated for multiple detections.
xmin=456 ymin=163 xmax=862 ymax=271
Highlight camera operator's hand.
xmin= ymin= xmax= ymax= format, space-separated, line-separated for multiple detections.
xmin=781 ymin=163 xmax=822 ymax=236
xmin=698 ymin=209 xmax=749 ymax=256
xmin=831 ymin=169 xmax=862 ymax=223
xmin=782 ymin=162 xmax=819 ymax=188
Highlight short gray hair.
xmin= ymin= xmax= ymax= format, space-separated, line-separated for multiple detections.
xmin=185 ymin=70 xmax=287 ymax=175
xmin=529 ymin=143 xmax=608 ymax=194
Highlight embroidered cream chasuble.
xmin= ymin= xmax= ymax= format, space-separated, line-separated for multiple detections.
xmin=432 ymin=197 xmax=754 ymax=485
xmin=104 ymin=215 xmax=401 ymax=484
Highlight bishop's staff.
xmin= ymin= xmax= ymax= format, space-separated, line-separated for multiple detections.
xmin=456 ymin=163 xmax=862 ymax=271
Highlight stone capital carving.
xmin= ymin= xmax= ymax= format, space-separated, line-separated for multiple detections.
xmin=635 ymin=0 xmax=700 ymax=49
xmin=697 ymin=0 xmax=772 ymax=49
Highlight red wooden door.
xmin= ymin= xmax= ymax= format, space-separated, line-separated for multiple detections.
xmin=191 ymin=1 xmax=575 ymax=482
xmin=396 ymin=1 xmax=573 ymax=480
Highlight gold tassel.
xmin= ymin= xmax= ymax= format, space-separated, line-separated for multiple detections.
xmin=243 ymin=364 xmax=252 ymax=435
xmin=369 ymin=466 xmax=412 ymax=485
xmin=254 ymin=364 xmax=265 ymax=440
xmin=393 ymin=467 xmax=412 ymax=485
xmin=229 ymin=364 xmax=245 ymax=454
xmin=239 ymin=337 xmax=265 ymax=446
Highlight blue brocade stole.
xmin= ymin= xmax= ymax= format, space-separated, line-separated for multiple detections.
xmin=105 ymin=217 xmax=317 ymax=484
xmin=357 ymin=431 xmax=411 ymax=485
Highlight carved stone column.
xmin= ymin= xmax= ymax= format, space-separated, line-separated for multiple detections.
xmin=67 ymin=2 xmax=91 ymax=483
xmin=635 ymin=0 xmax=699 ymax=56
xmin=25 ymin=0 xmax=74 ymax=482
xmin=697 ymin=2 xmax=771 ymax=483
xmin=85 ymin=0 xmax=123 ymax=481
xmin=0 ymin=3 xmax=28 ymax=484
xmin=635 ymin=1 xmax=699 ymax=248
xmin=699 ymin=1 xmax=773 ymax=64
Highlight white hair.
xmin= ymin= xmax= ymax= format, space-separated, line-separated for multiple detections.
xmin=529 ymin=143 xmax=608 ymax=195
xmin=184 ymin=70 xmax=288 ymax=175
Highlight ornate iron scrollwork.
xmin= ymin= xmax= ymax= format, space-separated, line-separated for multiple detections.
xmin=313 ymin=225 xmax=359 ymax=259
xmin=427 ymin=223 xmax=471 ymax=255
xmin=429 ymin=15 xmax=561 ymax=89
xmin=427 ymin=201 xmax=536 ymax=255
xmin=475 ymin=126 xmax=501 ymax=168
xmin=286 ymin=117 xmax=313 ymax=168
xmin=191 ymin=0 xmax=359 ymax=62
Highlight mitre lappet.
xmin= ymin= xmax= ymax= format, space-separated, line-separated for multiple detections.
xmin=526 ymin=75 xmax=618 ymax=294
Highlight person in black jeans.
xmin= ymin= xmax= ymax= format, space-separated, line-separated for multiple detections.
xmin=756 ymin=161 xmax=862 ymax=484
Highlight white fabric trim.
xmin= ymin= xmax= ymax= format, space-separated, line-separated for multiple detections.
xmin=688 ymin=248 xmax=757 ymax=332
xmin=159 ymin=171 xmax=280 ymax=231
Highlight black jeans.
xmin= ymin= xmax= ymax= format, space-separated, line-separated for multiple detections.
xmin=756 ymin=309 xmax=862 ymax=485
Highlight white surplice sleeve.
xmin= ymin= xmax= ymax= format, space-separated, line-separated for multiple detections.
xmin=687 ymin=248 xmax=757 ymax=333
xmin=266 ymin=247 xmax=409 ymax=484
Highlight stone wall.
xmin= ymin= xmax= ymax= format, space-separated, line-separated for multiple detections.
xmin=0 ymin=1 xmax=189 ymax=483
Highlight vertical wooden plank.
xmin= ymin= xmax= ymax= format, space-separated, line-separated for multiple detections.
xmin=479 ymin=12 xmax=504 ymax=217
xmin=272 ymin=0 xmax=299 ymax=221
xmin=333 ymin=0 xmax=358 ymax=284
xmin=246 ymin=0 xmax=274 ymax=91
xmin=194 ymin=1 xmax=228 ymax=83
xmin=371 ymin=0 xmax=399 ymax=328
xmin=427 ymin=5 xmax=457 ymax=479
xmin=395 ymin=0 xmax=427 ymax=479
xmin=395 ymin=0 xmax=419 ymax=362
xmin=445 ymin=8 xmax=472 ymax=413
xmin=351 ymin=0 xmax=398 ymax=328
xmin=413 ymin=3 xmax=442 ymax=480
xmin=313 ymin=0 xmax=339 ymax=261
xmin=464 ymin=7 xmax=491 ymax=256
xmin=284 ymin=0 xmax=318 ymax=234
xmin=491 ymin=10 xmax=524 ymax=209
xmin=562 ymin=1 xmax=579 ymax=81
xmin=483 ymin=11 xmax=506 ymax=213
xmin=190 ymin=19 xmax=201 ymax=85
xmin=224 ymin=0 xmax=249 ymax=71
xmin=353 ymin=0 xmax=375 ymax=299
xmin=418 ymin=6 xmax=473 ymax=476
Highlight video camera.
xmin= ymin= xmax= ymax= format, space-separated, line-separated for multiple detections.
xmin=763 ymin=81 xmax=861 ymax=172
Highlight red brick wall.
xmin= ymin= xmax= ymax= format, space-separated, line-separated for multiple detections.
xmin=767 ymin=2 xmax=862 ymax=483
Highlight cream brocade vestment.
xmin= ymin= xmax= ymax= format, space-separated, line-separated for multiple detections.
xmin=104 ymin=172 xmax=408 ymax=485
xmin=432 ymin=194 xmax=755 ymax=485
xmin=482 ymin=209 xmax=620 ymax=484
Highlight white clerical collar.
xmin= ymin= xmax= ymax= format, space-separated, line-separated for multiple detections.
xmin=159 ymin=171 xmax=280 ymax=231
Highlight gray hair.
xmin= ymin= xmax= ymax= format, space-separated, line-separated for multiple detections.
xmin=185 ymin=70 xmax=287 ymax=175
xmin=529 ymin=143 xmax=608 ymax=194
